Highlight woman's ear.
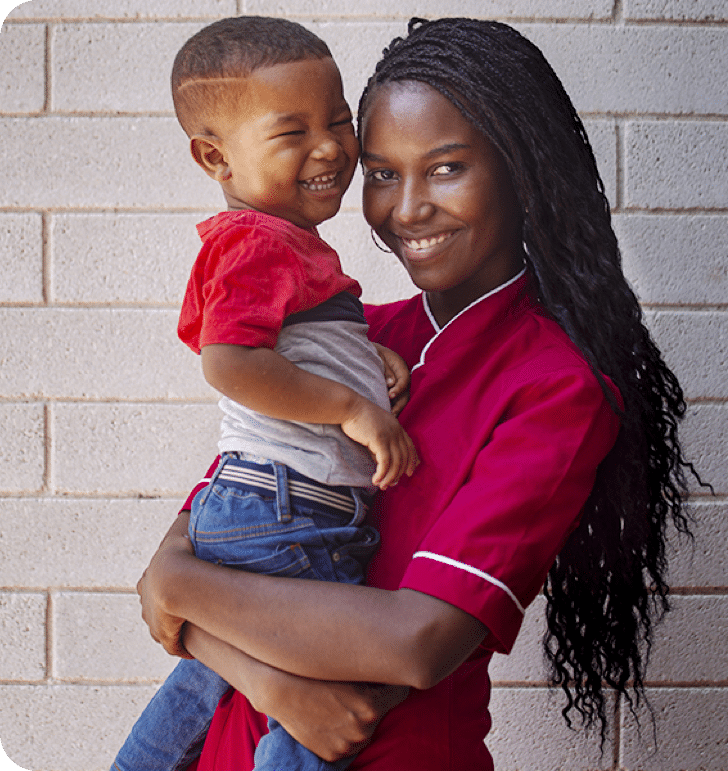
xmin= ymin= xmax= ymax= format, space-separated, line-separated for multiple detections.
xmin=190 ymin=135 xmax=231 ymax=182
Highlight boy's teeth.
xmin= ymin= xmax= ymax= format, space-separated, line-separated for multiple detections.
xmin=403 ymin=232 xmax=452 ymax=250
xmin=302 ymin=173 xmax=337 ymax=191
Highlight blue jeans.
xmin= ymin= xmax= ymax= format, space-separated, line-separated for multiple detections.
xmin=112 ymin=455 xmax=379 ymax=771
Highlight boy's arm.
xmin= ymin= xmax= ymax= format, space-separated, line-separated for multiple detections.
xmin=201 ymin=343 xmax=418 ymax=489
xmin=183 ymin=623 xmax=408 ymax=762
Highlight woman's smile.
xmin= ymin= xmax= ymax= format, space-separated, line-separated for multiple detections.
xmin=399 ymin=230 xmax=457 ymax=255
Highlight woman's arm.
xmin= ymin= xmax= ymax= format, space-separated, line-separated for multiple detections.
xmin=183 ymin=623 xmax=408 ymax=762
xmin=138 ymin=512 xmax=487 ymax=691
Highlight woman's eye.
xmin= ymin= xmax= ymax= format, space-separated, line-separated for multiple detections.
xmin=432 ymin=162 xmax=464 ymax=176
xmin=366 ymin=169 xmax=396 ymax=182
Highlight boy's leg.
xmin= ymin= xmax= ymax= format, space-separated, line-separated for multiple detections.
xmin=213 ymin=460 xmax=377 ymax=771
xmin=110 ymin=657 xmax=230 ymax=771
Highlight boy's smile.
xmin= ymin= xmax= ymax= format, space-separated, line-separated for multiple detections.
xmin=193 ymin=57 xmax=358 ymax=229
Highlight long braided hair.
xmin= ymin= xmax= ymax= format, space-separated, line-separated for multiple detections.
xmin=359 ymin=17 xmax=705 ymax=739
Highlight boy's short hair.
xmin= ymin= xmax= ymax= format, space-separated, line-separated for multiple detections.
xmin=172 ymin=16 xmax=332 ymax=136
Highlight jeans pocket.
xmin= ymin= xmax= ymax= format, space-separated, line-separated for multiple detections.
xmin=213 ymin=541 xmax=319 ymax=580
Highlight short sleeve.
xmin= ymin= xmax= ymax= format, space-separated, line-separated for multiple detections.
xmin=179 ymin=214 xmax=361 ymax=353
xmin=197 ymin=231 xmax=310 ymax=350
xmin=400 ymin=369 xmax=620 ymax=654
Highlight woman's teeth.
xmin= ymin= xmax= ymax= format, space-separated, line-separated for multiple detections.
xmin=403 ymin=232 xmax=453 ymax=251
xmin=301 ymin=173 xmax=337 ymax=191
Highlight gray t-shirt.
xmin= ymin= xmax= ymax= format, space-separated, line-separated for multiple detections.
xmin=217 ymin=294 xmax=390 ymax=490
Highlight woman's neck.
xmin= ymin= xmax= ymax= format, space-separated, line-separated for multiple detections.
xmin=426 ymin=263 xmax=526 ymax=328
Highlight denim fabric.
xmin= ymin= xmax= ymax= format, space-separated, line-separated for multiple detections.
xmin=111 ymin=456 xmax=378 ymax=771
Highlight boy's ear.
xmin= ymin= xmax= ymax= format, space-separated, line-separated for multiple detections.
xmin=190 ymin=135 xmax=231 ymax=182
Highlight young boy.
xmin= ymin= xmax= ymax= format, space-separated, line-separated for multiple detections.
xmin=111 ymin=16 xmax=417 ymax=771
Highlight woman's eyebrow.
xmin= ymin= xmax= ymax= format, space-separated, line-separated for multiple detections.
xmin=361 ymin=143 xmax=471 ymax=164
xmin=425 ymin=142 xmax=471 ymax=157
xmin=360 ymin=151 xmax=387 ymax=163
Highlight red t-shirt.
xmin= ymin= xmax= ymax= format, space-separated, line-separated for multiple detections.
xmin=188 ymin=272 xmax=621 ymax=771
xmin=178 ymin=210 xmax=361 ymax=353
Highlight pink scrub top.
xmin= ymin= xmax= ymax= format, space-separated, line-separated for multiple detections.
xmin=187 ymin=271 xmax=621 ymax=771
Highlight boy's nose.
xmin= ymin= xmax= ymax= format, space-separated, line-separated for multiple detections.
xmin=310 ymin=134 xmax=341 ymax=160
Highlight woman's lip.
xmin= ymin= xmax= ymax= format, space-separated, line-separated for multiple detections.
xmin=398 ymin=231 xmax=457 ymax=257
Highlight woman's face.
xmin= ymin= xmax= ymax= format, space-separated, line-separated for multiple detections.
xmin=361 ymin=80 xmax=524 ymax=323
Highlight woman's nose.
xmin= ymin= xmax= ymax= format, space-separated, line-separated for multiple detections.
xmin=393 ymin=181 xmax=434 ymax=225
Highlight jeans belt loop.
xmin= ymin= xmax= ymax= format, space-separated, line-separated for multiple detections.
xmin=273 ymin=462 xmax=293 ymax=523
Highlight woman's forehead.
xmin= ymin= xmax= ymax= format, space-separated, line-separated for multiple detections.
xmin=361 ymin=81 xmax=478 ymax=154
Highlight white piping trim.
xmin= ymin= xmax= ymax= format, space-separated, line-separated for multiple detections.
xmin=412 ymin=551 xmax=525 ymax=615
xmin=412 ymin=267 xmax=527 ymax=373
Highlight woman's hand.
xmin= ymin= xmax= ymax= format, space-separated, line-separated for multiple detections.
xmin=183 ymin=622 xmax=409 ymax=763
xmin=373 ymin=343 xmax=411 ymax=416
xmin=137 ymin=510 xmax=196 ymax=659
xmin=264 ymin=676 xmax=409 ymax=762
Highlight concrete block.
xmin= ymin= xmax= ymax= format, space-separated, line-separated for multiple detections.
xmin=519 ymin=25 xmax=728 ymax=116
xmin=667 ymin=501 xmax=728 ymax=589
xmin=0 ymin=308 xmax=214 ymax=400
xmin=489 ymin=595 xmax=548 ymax=683
xmin=625 ymin=0 xmax=728 ymax=21
xmin=647 ymin=595 xmax=728 ymax=683
xmin=51 ymin=212 xmax=206 ymax=305
xmin=680 ymin=403 xmax=728 ymax=496
xmin=53 ymin=592 xmax=177 ymax=681
xmin=0 ymin=683 xmax=162 ymax=771
xmin=8 ymin=0 xmax=235 ymax=20
xmin=51 ymin=22 xmax=202 ymax=113
xmin=0 ymin=498 xmax=179 ymax=589
xmin=0 ymin=117 xmax=223 ymax=209
xmin=615 ymin=214 xmax=728 ymax=306
xmin=644 ymin=311 xmax=728 ymax=400
xmin=0 ymin=22 xmax=45 ymax=113
xmin=625 ymin=121 xmax=728 ymax=210
xmin=318 ymin=211 xmax=415 ymax=305
xmin=488 ymin=687 xmax=614 ymax=770
xmin=52 ymin=402 xmax=220 ymax=495
xmin=307 ymin=20 xmax=405 ymax=118
xmin=0 ymin=212 xmax=44 ymax=303
xmin=620 ymin=687 xmax=728 ymax=770
xmin=0 ymin=593 xmax=46 ymax=681
xmin=0 ymin=403 xmax=45 ymax=493
xmin=246 ymin=0 xmax=614 ymax=20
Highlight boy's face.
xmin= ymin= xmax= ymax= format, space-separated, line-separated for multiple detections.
xmin=199 ymin=57 xmax=358 ymax=229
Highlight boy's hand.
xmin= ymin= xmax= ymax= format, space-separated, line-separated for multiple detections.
xmin=373 ymin=343 xmax=411 ymax=416
xmin=340 ymin=401 xmax=419 ymax=489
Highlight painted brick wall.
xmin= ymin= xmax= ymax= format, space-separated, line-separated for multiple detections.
xmin=0 ymin=1 xmax=726 ymax=769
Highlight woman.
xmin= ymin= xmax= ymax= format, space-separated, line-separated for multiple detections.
xmin=137 ymin=18 xmax=700 ymax=769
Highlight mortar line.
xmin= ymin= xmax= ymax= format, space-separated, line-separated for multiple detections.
xmin=613 ymin=694 xmax=621 ymax=769
xmin=45 ymin=590 xmax=53 ymax=682
xmin=44 ymin=22 xmax=52 ymax=113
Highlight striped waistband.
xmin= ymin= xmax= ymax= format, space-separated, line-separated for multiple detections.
xmin=215 ymin=457 xmax=360 ymax=517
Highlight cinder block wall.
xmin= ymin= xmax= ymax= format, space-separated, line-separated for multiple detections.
xmin=0 ymin=2 xmax=725 ymax=770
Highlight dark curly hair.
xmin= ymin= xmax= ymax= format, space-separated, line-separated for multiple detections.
xmin=359 ymin=17 xmax=706 ymax=742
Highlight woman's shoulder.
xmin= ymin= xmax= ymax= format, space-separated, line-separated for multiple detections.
xmin=364 ymin=295 xmax=427 ymax=345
